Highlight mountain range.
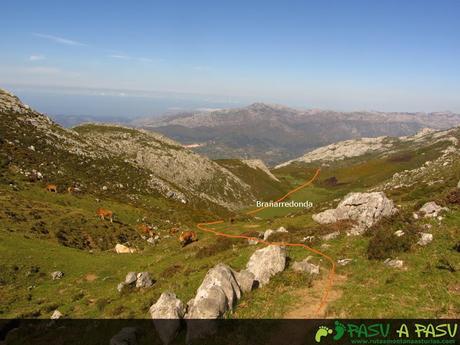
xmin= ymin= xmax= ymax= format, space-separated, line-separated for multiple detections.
xmin=134 ymin=103 xmax=460 ymax=165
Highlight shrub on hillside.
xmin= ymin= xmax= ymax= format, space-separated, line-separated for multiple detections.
xmin=445 ymin=189 xmax=460 ymax=205
xmin=367 ymin=213 xmax=419 ymax=260
xmin=195 ymin=236 xmax=245 ymax=259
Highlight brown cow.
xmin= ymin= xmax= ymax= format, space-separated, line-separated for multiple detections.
xmin=68 ymin=185 xmax=82 ymax=194
xmin=96 ymin=208 xmax=113 ymax=223
xmin=46 ymin=184 xmax=57 ymax=193
xmin=179 ymin=231 xmax=197 ymax=247
xmin=138 ymin=223 xmax=151 ymax=233
xmin=138 ymin=223 xmax=155 ymax=236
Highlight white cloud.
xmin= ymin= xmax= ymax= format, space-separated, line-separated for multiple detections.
xmin=33 ymin=33 xmax=86 ymax=46
xmin=29 ymin=55 xmax=45 ymax=61
xmin=109 ymin=54 xmax=131 ymax=60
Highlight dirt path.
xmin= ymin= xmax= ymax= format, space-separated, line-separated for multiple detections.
xmin=196 ymin=168 xmax=338 ymax=316
xmin=265 ymin=275 xmax=346 ymax=345
xmin=284 ymin=274 xmax=346 ymax=318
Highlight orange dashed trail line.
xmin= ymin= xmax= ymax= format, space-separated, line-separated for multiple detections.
xmin=196 ymin=168 xmax=336 ymax=315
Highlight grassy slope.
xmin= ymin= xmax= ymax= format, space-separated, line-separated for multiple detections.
xmin=1 ymin=121 xmax=459 ymax=319
xmin=214 ymin=159 xmax=287 ymax=201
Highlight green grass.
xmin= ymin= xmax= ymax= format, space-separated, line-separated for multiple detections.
xmin=1 ymin=113 xmax=459 ymax=320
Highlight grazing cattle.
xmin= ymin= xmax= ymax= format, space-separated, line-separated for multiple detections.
xmin=138 ymin=223 xmax=152 ymax=233
xmin=46 ymin=184 xmax=57 ymax=193
xmin=96 ymin=208 xmax=113 ymax=223
xmin=67 ymin=186 xmax=81 ymax=194
xmin=179 ymin=231 xmax=197 ymax=247
xmin=138 ymin=223 xmax=155 ymax=237
xmin=115 ymin=243 xmax=136 ymax=254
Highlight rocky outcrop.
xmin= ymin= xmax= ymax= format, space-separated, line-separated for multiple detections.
xmin=291 ymin=258 xmax=320 ymax=274
xmin=263 ymin=227 xmax=289 ymax=240
xmin=276 ymin=136 xmax=392 ymax=167
xmin=136 ymin=272 xmax=153 ymax=288
xmin=149 ymin=292 xmax=185 ymax=345
xmin=242 ymin=159 xmax=280 ymax=181
xmin=376 ymin=130 xmax=459 ymax=192
xmin=186 ymin=264 xmax=242 ymax=319
xmin=417 ymin=233 xmax=433 ymax=246
xmin=117 ymin=272 xmax=153 ymax=292
xmin=76 ymin=124 xmax=255 ymax=210
xmin=312 ymin=192 xmax=397 ymax=235
xmin=246 ymin=245 xmax=286 ymax=286
xmin=0 ymin=89 xmax=33 ymax=115
xmin=419 ymin=202 xmax=448 ymax=218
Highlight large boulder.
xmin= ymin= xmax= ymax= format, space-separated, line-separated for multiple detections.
xmin=246 ymin=245 xmax=286 ymax=286
xmin=185 ymin=264 xmax=242 ymax=342
xmin=186 ymin=263 xmax=241 ymax=319
xmin=149 ymin=292 xmax=185 ymax=345
xmin=234 ymin=269 xmax=255 ymax=293
xmin=312 ymin=192 xmax=397 ymax=235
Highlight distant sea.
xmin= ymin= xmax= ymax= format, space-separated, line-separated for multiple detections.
xmin=4 ymin=84 xmax=245 ymax=127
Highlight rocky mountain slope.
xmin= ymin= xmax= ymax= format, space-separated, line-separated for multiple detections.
xmin=276 ymin=127 xmax=459 ymax=169
xmin=134 ymin=103 xmax=460 ymax=165
xmin=0 ymin=88 xmax=257 ymax=212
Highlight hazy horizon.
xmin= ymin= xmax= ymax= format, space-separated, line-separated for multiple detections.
xmin=1 ymin=0 xmax=459 ymax=117
xmin=3 ymin=84 xmax=460 ymax=124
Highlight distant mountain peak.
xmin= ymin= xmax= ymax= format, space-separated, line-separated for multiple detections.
xmin=245 ymin=102 xmax=292 ymax=111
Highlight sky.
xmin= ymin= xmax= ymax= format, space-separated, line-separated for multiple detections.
xmin=1 ymin=0 xmax=459 ymax=117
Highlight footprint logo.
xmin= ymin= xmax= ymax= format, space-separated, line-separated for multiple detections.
xmin=315 ymin=326 xmax=333 ymax=343
xmin=333 ymin=321 xmax=346 ymax=341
